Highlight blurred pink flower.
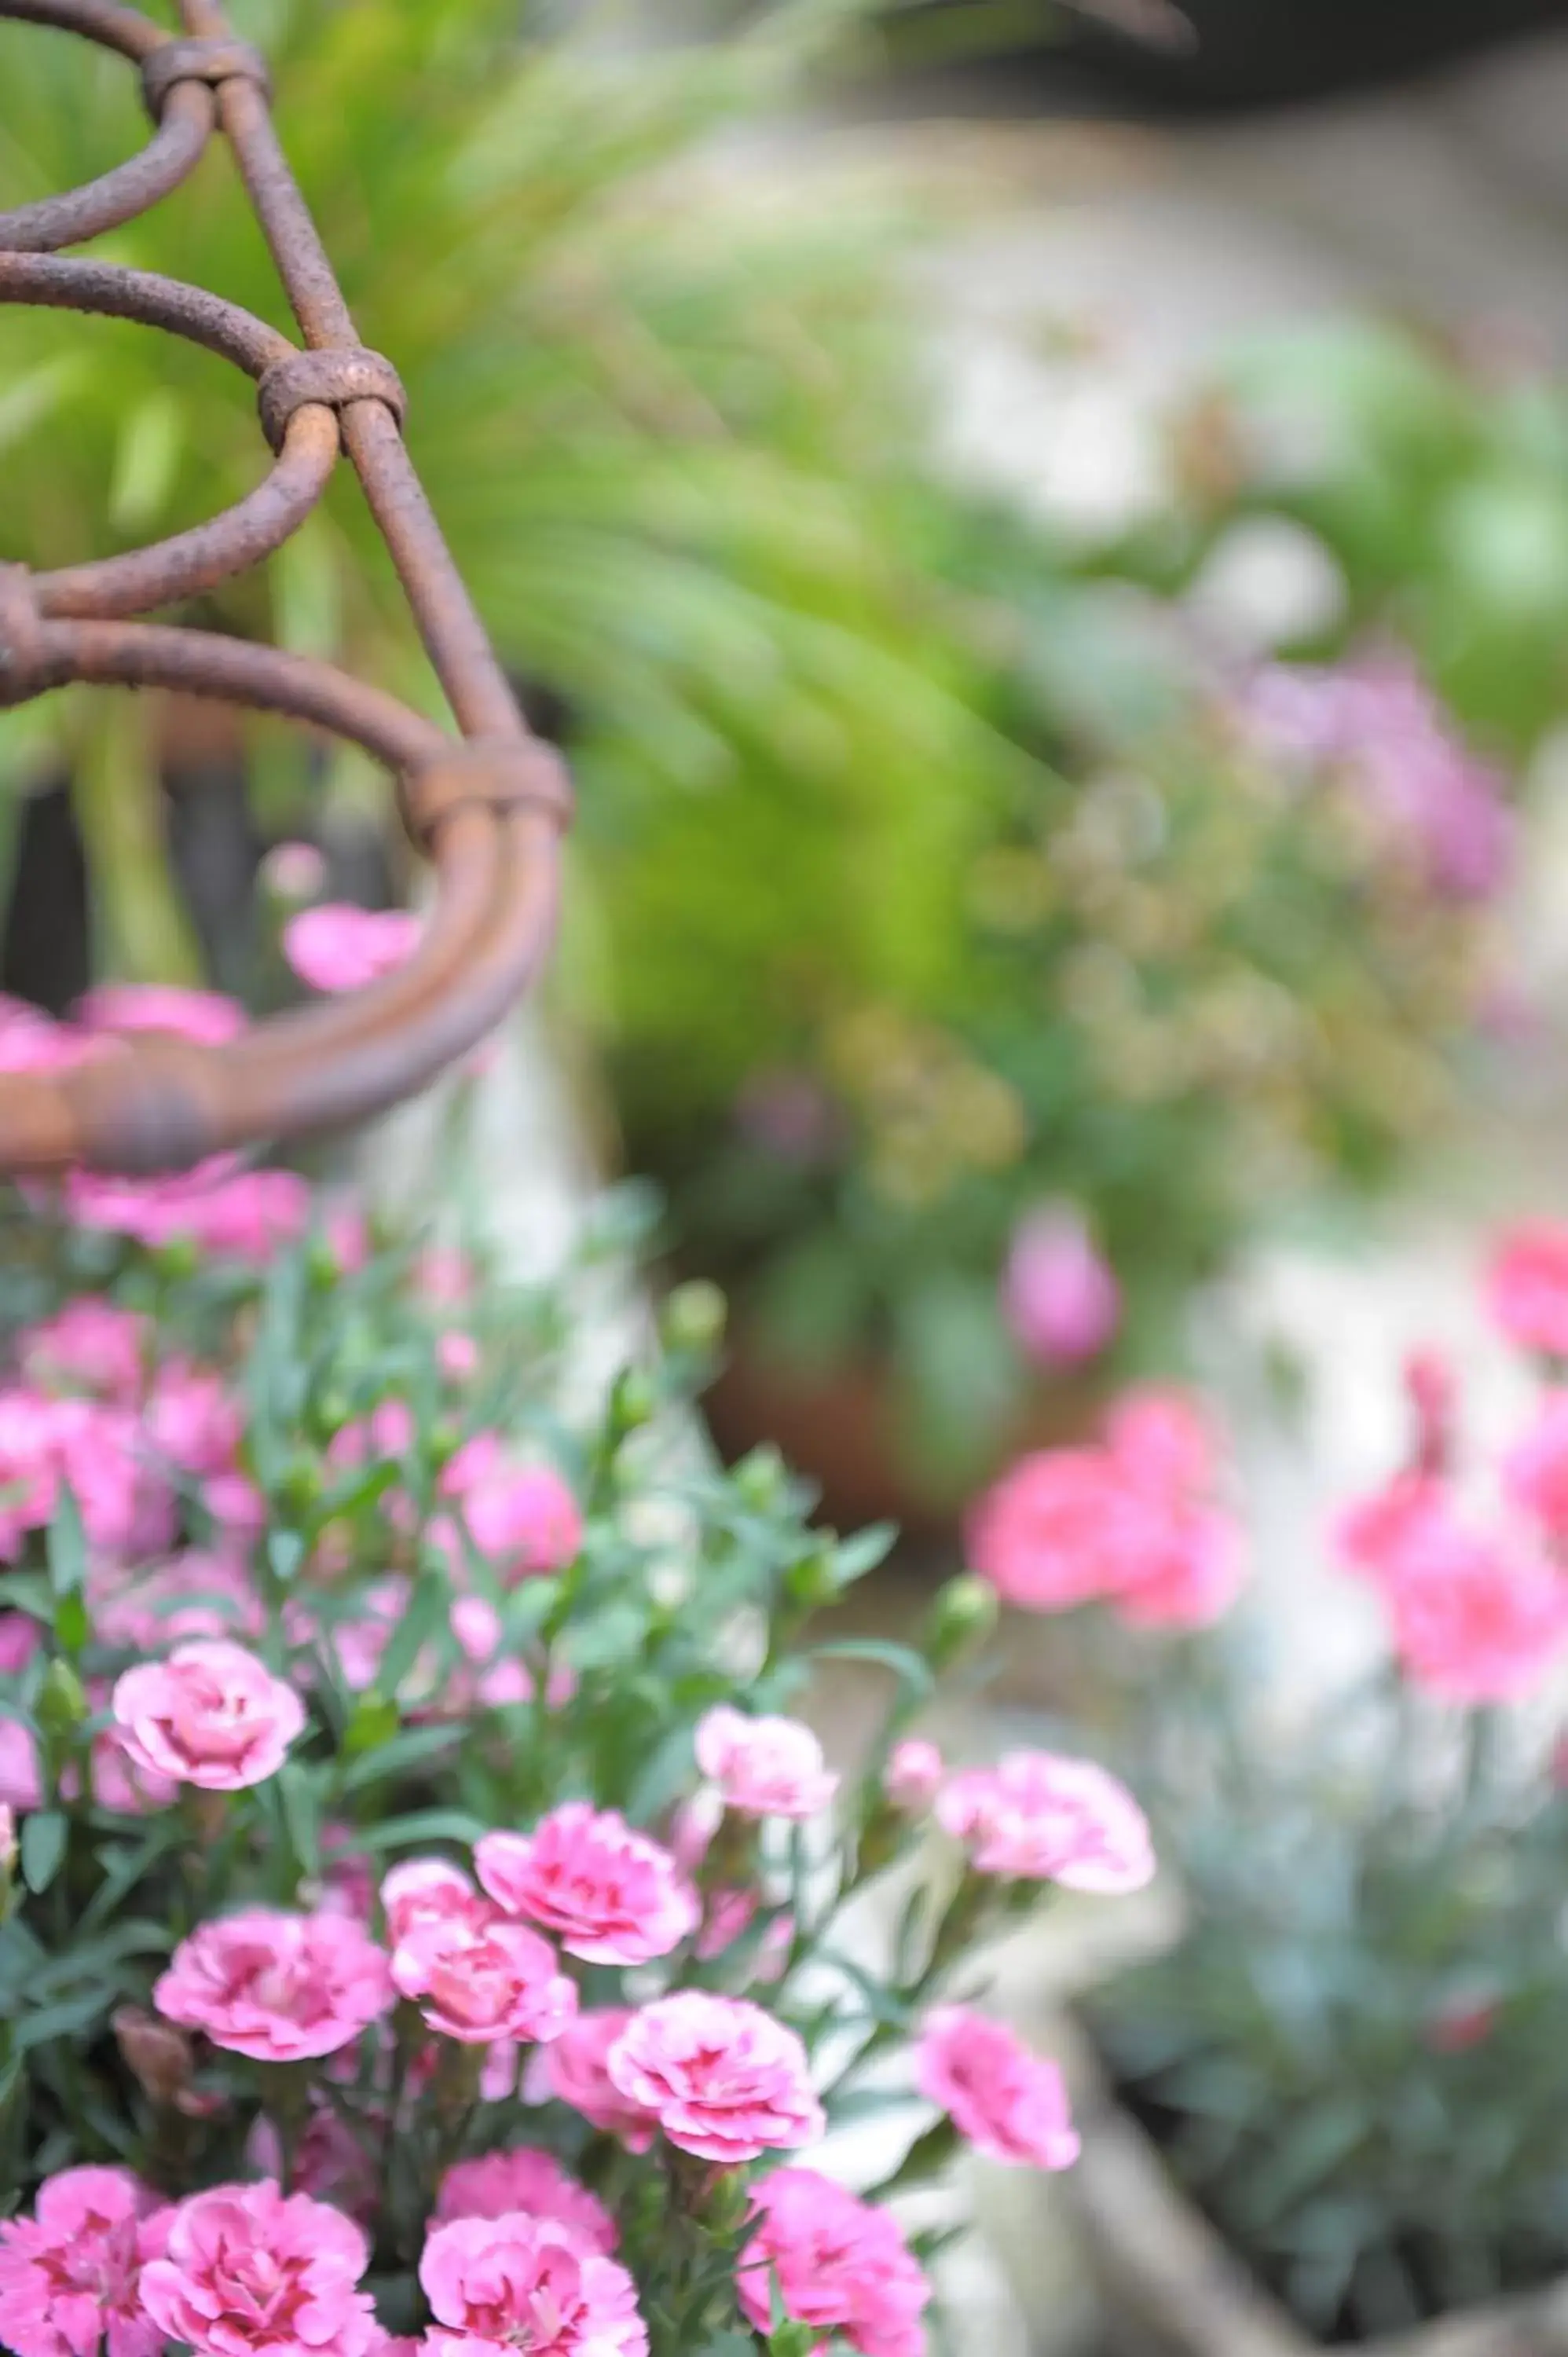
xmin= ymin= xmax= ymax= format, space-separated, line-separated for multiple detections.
xmin=967 ymin=1450 xmax=1145 ymax=1613
xmin=1106 ymin=1387 xmax=1216 ymax=1497
xmin=66 ymin=1159 xmax=310 ymax=1264
xmin=1002 ymin=1208 xmax=1120 ymax=1368
xmin=607 ymin=1991 xmax=823 ymax=2164
xmin=1238 ymin=655 xmax=1512 ymax=902
xmin=885 ymin=1738 xmax=945 ymax=1813
xmin=0 ymin=1612 xmax=40 ymax=1675
xmin=0 ymin=1719 xmax=42 ymax=1812
xmin=76 ymin=984 xmax=245 ymax=1047
xmin=1337 ymin=1472 xmax=1451 ymax=1585
xmin=533 ymin=2009 xmax=659 ymax=2150
xmin=0 ymin=2165 xmax=170 ymax=2357
xmin=91 ymin=1731 xmax=181 ymax=1816
xmin=93 ymin=1552 xmax=262 ymax=1652
xmin=391 ymin=1912 xmax=577 ymax=2046
xmin=915 ymin=2005 xmax=1079 ymax=2169
xmin=246 ymin=2104 xmax=379 ymax=2222
xmin=694 ymin=1706 xmax=838 ymax=1820
xmin=738 ymin=2168 xmax=929 ymax=2357
xmin=140 ymin=2181 xmax=379 ymax=2357
xmin=440 ymin=1442 xmax=582 ymax=1584
xmin=435 ymin=2147 xmax=617 ymax=2252
xmin=0 ymin=996 xmax=90 ymax=1077
xmin=476 ymin=1804 xmax=698 ymax=1966
xmin=154 ymin=1909 xmax=393 ymax=2062
xmin=937 ymin=1750 xmax=1154 ymax=1893
xmin=1487 ymin=1222 xmax=1568 ymax=1359
xmin=1504 ymin=1392 xmax=1568 ymax=1535
xmin=113 ymin=1639 xmax=304 ymax=1791
xmin=284 ymin=904 xmax=422 ymax=994
xmin=18 ymin=1298 xmax=145 ymax=1404
xmin=1382 ymin=1510 xmax=1568 ymax=1704
xmin=419 ymin=2214 xmax=647 ymax=2357
xmin=145 ymin=1361 xmax=243 ymax=1476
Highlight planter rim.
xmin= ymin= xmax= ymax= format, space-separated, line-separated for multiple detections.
xmin=1058 ymin=2015 xmax=1568 ymax=2357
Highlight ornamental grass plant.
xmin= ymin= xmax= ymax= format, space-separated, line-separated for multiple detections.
xmin=0 ymin=976 xmax=1160 ymax=2357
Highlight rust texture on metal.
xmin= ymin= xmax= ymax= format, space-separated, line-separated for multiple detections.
xmin=0 ymin=0 xmax=573 ymax=1174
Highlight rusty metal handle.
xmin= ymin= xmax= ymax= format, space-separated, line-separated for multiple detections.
xmin=0 ymin=0 xmax=573 ymax=1175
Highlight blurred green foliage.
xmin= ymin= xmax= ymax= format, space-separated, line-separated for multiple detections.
xmin=0 ymin=17 xmax=1503 ymax=1493
xmin=1116 ymin=317 xmax=1568 ymax=759
xmin=1096 ymin=1658 xmax=1568 ymax=2341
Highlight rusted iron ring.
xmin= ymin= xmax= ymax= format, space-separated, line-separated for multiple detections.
xmin=256 ymin=346 xmax=407 ymax=454
xmin=0 ymin=566 xmax=46 ymax=710
xmin=141 ymin=34 xmax=270 ymax=118
xmin=400 ymin=738 xmax=576 ymax=854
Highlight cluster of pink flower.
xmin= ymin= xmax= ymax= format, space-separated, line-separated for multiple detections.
xmin=1236 ymin=652 xmax=1514 ymax=904
xmin=0 ymin=2161 xmax=643 ymax=2357
xmin=1335 ymin=1222 xmax=1568 ymax=1704
xmin=966 ymin=1387 xmax=1244 ymax=1629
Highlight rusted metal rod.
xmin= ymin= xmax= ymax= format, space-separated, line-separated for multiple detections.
xmin=0 ymin=0 xmax=572 ymax=1175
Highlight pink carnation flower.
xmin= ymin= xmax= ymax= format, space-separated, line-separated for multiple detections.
xmin=608 ymin=1992 xmax=824 ymax=2163
xmin=441 ymin=1440 xmax=583 ymax=1583
xmin=1383 ymin=1512 xmax=1568 ymax=1704
xmin=694 ymin=1706 xmax=839 ymax=1820
xmin=533 ymin=2009 xmax=659 ymax=2150
xmin=382 ymin=1857 xmax=489 ymax=1945
xmin=18 ymin=1299 xmax=145 ymax=1405
xmin=154 ymin=1908 xmax=393 ymax=2062
xmin=1504 ymin=1392 xmax=1568 ymax=1537
xmin=1487 ymin=1222 xmax=1568 ymax=1359
xmin=112 ymin=1640 xmax=304 ymax=1792
xmin=966 ymin=1450 xmax=1149 ymax=1613
xmin=284 ymin=904 xmax=423 ymax=994
xmin=1002 ymin=1208 xmax=1120 ymax=1369
xmin=476 ymin=1804 xmax=698 ymax=1966
xmin=420 ymin=2214 xmax=647 ymax=2357
xmin=0 ymin=1612 xmax=38 ymax=1674
xmin=436 ymin=2149 xmax=617 ymax=2253
xmin=0 ymin=2165 xmax=170 ymax=2357
xmin=970 ymin=1406 xmax=1243 ymax=1630
xmin=140 ymin=2181 xmax=379 ymax=2357
xmin=391 ymin=1912 xmax=577 ymax=2046
xmin=915 ymin=2005 xmax=1079 ymax=2169
xmin=937 ymin=1750 xmax=1155 ymax=1893
xmin=885 ymin=1739 xmax=945 ymax=1813
xmin=77 ymin=984 xmax=245 ymax=1047
xmin=738 ymin=2168 xmax=929 ymax=2357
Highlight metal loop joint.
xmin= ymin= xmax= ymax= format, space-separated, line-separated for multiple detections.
xmin=141 ymin=37 xmax=272 ymax=121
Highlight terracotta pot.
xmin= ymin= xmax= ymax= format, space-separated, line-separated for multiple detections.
xmin=1063 ymin=2029 xmax=1568 ymax=2357
xmin=698 ymin=1316 xmax=1100 ymax=1544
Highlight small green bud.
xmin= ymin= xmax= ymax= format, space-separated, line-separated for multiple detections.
xmin=660 ymin=1280 xmax=728 ymax=1357
xmin=304 ymin=1234 xmax=340 ymax=1289
xmin=610 ymin=1367 xmax=658 ymax=1437
xmin=770 ymin=2323 xmax=819 ymax=2357
xmin=920 ymin=1572 xmax=998 ymax=1672
xmin=279 ymin=1454 xmax=323 ymax=1516
xmin=783 ymin=1542 xmax=841 ymax=1611
xmin=734 ymin=1444 xmax=787 ymax=1513
xmin=152 ymin=1236 xmax=200 ymax=1282
xmin=37 ymin=1657 xmax=88 ymax=1737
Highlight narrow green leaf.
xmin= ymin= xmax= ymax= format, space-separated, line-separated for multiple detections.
xmin=20 ymin=1810 xmax=67 ymax=1894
